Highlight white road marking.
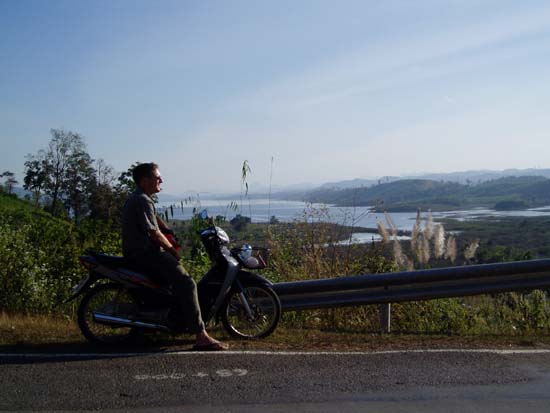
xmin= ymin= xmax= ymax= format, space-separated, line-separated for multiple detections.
xmin=135 ymin=369 xmax=249 ymax=380
xmin=215 ymin=369 xmax=234 ymax=377
xmin=151 ymin=374 xmax=170 ymax=380
xmin=2 ymin=349 xmax=550 ymax=359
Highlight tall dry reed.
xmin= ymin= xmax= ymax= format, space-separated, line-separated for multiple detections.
xmin=464 ymin=238 xmax=480 ymax=262
xmin=379 ymin=209 xmax=479 ymax=269
xmin=377 ymin=221 xmax=391 ymax=244
xmin=433 ymin=223 xmax=446 ymax=259
xmin=445 ymin=235 xmax=458 ymax=263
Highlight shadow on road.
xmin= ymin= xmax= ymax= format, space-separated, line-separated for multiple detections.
xmin=0 ymin=334 xmax=197 ymax=364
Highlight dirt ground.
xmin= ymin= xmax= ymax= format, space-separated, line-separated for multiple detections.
xmin=2 ymin=314 xmax=550 ymax=354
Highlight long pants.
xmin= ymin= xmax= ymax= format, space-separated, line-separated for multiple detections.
xmin=127 ymin=250 xmax=205 ymax=334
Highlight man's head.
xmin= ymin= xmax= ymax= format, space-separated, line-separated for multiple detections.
xmin=132 ymin=162 xmax=162 ymax=195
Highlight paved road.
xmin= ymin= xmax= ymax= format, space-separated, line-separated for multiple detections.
xmin=1 ymin=350 xmax=550 ymax=412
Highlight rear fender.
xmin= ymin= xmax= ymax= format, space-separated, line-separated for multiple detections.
xmin=64 ymin=273 xmax=99 ymax=303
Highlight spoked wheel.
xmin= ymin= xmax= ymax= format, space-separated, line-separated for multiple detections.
xmin=221 ymin=285 xmax=281 ymax=339
xmin=77 ymin=283 xmax=140 ymax=345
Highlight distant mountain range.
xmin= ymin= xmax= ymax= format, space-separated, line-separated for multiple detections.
xmin=316 ymin=169 xmax=550 ymax=190
xmin=171 ymin=168 xmax=550 ymax=211
xmin=275 ymin=172 xmax=550 ymax=212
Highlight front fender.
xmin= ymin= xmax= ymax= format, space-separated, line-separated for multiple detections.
xmin=236 ymin=270 xmax=273 ymax=288
xmin=214 ymin=271 xmax=275 ymax=322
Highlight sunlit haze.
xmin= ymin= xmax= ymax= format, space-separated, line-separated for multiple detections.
xmin=2 ymin=0 xmax=550 ymax=194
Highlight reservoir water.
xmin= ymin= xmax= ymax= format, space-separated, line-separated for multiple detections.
xmin=158 ymin=199 xmax=550 ymax=236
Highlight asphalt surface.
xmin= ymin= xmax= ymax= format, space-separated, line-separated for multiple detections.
xmin=1 ymin=350 xmax=550 ymax=412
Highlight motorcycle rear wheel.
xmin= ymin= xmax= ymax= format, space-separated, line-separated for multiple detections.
xmin=77 ymin=283 xmax=140 ymax=345
xmin=221 ymin=285 xmax=281 ymax=339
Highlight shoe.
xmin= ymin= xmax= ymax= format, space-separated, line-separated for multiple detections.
xmin=191 ymin=342 xmax=229 ymax=352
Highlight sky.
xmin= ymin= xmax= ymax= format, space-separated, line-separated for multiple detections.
xmin=1 ymin=0 xmax=550 ymax=194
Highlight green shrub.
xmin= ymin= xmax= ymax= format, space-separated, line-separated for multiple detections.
xmin=0 ymin=194 xmax=119 ymax=314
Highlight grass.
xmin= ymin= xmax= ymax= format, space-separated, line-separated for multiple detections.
xmin=0 ymin=312 xmax=82 ymax=347
xmin=3 ymin=312 xmax=550 ymax=353
xmin=0 ymin=312 xmax=173 ymax=352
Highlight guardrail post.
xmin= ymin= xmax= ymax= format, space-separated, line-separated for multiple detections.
xmin=379 ymin=303 xmax=391 ymax=333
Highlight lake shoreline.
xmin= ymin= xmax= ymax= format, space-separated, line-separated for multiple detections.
xmin=158 ymin=199 xmax=550 ymax=233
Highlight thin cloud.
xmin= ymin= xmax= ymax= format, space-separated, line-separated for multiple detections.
xmin=234 ymin=5 xmax=550 ymax=113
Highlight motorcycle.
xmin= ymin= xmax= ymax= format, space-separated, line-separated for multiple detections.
xmin=69 ymin=224 xmax=281 ymax=345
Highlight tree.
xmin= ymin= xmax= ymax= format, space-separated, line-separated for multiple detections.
xmin=116 ymin=161 xmax=140 ymax=194
xmin=88 ymin=161 xmax=145 ymax=224
xmin=23 ymin=129 xmax=94 ymax=219
xmin=0 ymin=171 xmax=18 ymax=194
xmin=88 ymin=159 xmax=123 ymax=223
xmin=63 ymin=146 xmax=95 ymax=222
xmin=23 ymin=156 xmax=46 ymax=205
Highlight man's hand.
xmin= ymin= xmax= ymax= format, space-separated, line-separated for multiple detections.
xmin=149 ymin=229 xmax=181 ymax=260
xmin=168 ymin=246 xmax=182 ymax=260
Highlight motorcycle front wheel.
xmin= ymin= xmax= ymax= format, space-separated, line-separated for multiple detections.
xmin=77 ymin=283 xmax=140 ymax=345
xmin=221 ymin=285 xmax=281 ymax=339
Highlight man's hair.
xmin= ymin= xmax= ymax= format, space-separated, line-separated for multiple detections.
xmin=132 ymin=162 xmax=159 ymax=185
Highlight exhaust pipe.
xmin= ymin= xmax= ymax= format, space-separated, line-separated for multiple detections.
xmin=92 ymin=312 xmax=170 ymax=332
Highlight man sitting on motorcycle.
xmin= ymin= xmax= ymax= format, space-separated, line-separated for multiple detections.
xmin=121 ymin=162 xmax=228 ymax=351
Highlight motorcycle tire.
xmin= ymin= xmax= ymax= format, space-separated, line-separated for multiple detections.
xmin=77 ymin=283 xmax=140 ymax=345
xmin=220 ymin=285 xmax=281 ymax=339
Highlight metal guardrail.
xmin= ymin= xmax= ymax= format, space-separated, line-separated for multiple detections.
xmin=272 ymin=259 xmax=550 ymax=312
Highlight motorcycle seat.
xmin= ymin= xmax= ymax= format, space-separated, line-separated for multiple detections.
xmin=90 ymin=252 xmax=129 ymax=269
xmin=89 ymin=252 xmax=166 ymax=291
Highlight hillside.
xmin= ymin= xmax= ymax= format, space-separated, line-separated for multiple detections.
xmin=0 ymin=192 xmax=124 ymax=314
xmin=299 ymin=176 xmax=550 ymax=211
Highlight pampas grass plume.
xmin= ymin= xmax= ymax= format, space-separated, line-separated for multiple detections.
xmin=433 ymin=224 xmax=446 ymax=259
xmin=377 ymin=221 xmax=390 ymax=244
xmin=464 ymin=238 xmax=480 ymax=261
xmin=445 ymin=235 xmax=457 ymax=263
